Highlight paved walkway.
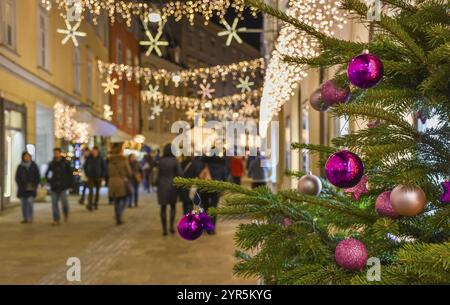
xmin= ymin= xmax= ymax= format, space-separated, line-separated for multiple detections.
xmin=0 ymin=190 xmax=255 ymax=284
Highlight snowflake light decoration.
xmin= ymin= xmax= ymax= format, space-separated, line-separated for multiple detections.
xmin=241 ymin=100 xmax=256 ymax=116
xmin=102 ymin=77 xmax=120 ymax=95
xmin=147 ymin=85 xmax=161 ymax=101
xmin=218 ymin=18 xmax=246 ymax=46
xmin=57 ymin=20 xmax=86 ymax=47
xmin=151 ymin=104 xmax=163 ymax=116
xmin=197 ymin=83 xmax=215 ymax=99
xmin=185 ymin=108 xmax=197 ymax=120
xmin=140 ymin=28 xmax=169 ymax=57
xmin=236 ymin=76 xmax=254 ymax=93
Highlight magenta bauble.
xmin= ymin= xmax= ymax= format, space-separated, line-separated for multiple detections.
xmin=335 ymin=238 xmax=368 ymax=271
xmin=440 ymin=180 xmax=450 ymax=204
xmin=375 ymin=191 xmax=399 ymax=218
xmin=320 ymin=80 xmax=351 ymax=106
xmin=325 ymin=150 xmax=364 ymax=188
xmin=347 ymin=53 xmax=383 ymax=89
xmin=197 ymin=211 xmax=215 ymax=233
xmin=177 ymin=213 xmax=204 ymax=240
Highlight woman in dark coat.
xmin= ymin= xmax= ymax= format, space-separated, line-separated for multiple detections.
xmin=156 ymin=143 xmax=182 ymax=235
xmin=15 ymin=152 xmax=40 ymax=224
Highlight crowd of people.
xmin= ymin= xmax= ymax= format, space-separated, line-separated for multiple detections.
xmin=14 ymin=143 xmax=269 ymax=236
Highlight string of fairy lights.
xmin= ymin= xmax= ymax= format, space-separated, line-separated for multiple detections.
xmin=42 ymin=0 xmax=249 ymax=26
xmin=259 ymin=0 xmax=347 ymax=135
xmin=97 ymin=58 xmax=264 ymax=87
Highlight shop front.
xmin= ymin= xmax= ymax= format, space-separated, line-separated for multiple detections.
xmin=0 ymin=98 xmax=27 ymax=210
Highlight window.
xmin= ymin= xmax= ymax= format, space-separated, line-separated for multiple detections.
xmin=116 ymin=39 xmax=123 ymax=64
xmin=38 ymin=8 xmax=49 ymax=69
xmin=103 ymin=12 xmax=109 ymax=47
xmin=73 ymin=48 xmax=81 ymax=93
xmin=2 ymin=0 xmax=16 ymax=48
xmin=126 ymin=95 xmax=133 ymax=128
xmin=210 ymin=38 xmax=216 ymax=58
xmin=134 ymin=56 xmax=139 ymax=67
xmin=116 ymin=89 xmax=124 ymax=125
xmin=134 ymin=100 xmax=140 ymax=131
xmin=87 ymin=56 xmax=93 ymax=102
xmin=126 ymin=48 xmax=132 ymax=66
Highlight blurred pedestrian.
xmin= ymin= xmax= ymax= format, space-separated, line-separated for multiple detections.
xmin=128 ymin=153 xmax=143 ymax=208
xmin=199 ymin=152 xmax=228 ymax=234
xmin=84 ymin=146 xmax=105 ymax=211
xmin=15 ymin=152 xmax=40 ymax=224
xmin=142 ymin=153 xmax=154 ymax=193
xmin=45 ymin=148 xmax=74 ymax=225
xmin=107 ymin=143 xmax=132 ymax=225
xmin=248 ymin=153 xmax=269 ymax=189
xmin=156 ymin=144 xmax=182 ymax=236
xmin=229 ymin=155 xmax=244 ymax=185
xmin=78 ymin=147 xmax=90 ymax=205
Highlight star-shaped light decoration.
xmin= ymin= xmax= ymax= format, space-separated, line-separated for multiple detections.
xmin=440 ymin=180 xmax=450 ymax=204
xmin=185 ymin=108 xmax=197 ymax=120
xmin=102 ymin=77 xmax=120 ymax=95
xmin=140 ymin=28 xmax=169 ymax=57
xmin=236 ymin=76 xmax=254 ymax=93
xmin=57 ymin=20 xmax=86 ymax=47
xmin=151 ymin=104 xmax=163 ymax=116
xmin=147 ymin=85 xmax=161 ymax=101
xmin=103 ymin=104 xmax=113 ymax=121
xmin=344 ymin=175 xmax=369 ymax=200
xmin=197 ymin=83 xmax=215 ymax=100
xmin=241 ymin=100 xmax=256 ymax=116
xmin=218 ymin=18 xmax=247 ymax=46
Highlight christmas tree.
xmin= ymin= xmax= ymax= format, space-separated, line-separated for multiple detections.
xmin=175 ymin=0 xmax=450 ymax=284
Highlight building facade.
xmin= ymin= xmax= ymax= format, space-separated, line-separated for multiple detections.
xmin=109 ymin=17 xmax=141 ymax=140
xmin=0 ymin=1 xmax=110 ymax=209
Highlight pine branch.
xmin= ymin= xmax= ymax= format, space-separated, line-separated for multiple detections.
xmin=341 ymin=0 xmax=426 ymax=62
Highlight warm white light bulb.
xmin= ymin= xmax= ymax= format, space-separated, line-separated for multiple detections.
xmin=148 ymin=12 xmax=161 ymax=23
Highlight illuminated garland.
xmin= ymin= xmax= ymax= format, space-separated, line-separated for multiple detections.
xmin=54 ymin=102 xmax=89 ymax=143
xmin=98 ymin=58 xmax=264 ymax=87
xmin=141 ymin=88 xmax=262 ymax=111
xmin=42 ymin=0 xmax=248 ymax=26
xmin=259 ymin=0 xmax=347 ymax=133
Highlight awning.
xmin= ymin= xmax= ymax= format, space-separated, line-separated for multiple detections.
xmin=74 ymin=110 xmax=117 ymax=137
xmin=111 ymin=128 xmax=133 ymax=143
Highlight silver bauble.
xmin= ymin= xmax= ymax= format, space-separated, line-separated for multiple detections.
xmin=310 ymin=88 xmax=329 ymax=112
xmin=297 ymin=174 xmax=322 ymax=196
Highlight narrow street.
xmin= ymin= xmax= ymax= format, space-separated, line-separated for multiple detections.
xmin=0 ymin=190 xmax=255 ymax=284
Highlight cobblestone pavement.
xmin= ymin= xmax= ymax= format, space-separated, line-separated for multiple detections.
xmin=0 ymin=190 xmax=255 ymax=284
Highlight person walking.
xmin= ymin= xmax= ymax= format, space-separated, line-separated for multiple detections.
xmin=199 ymin=153 xmax=228 ymax=234
xmin=15 ymin=152 xmax=40 ymax=224
xmin=45 ymin=148 xmax=74 ymax=225
xmin=229 ymin=155 xmax=244 ymax=185
xmin=156 ymin=144 xmax=182 ymax=236
xmin=248 ymin=153 xmax=269 ymax=189
xmin=127 ymin=153 xmax=143 ymax=208
xmin=107 ymin=143 xmax=131 ymax=225
xmin=78 ymin=147 xmax=90 ymax=205
xmin=84 ymin=146 xmax=105 ymax=211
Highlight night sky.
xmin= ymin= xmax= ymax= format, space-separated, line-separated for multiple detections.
xmin=149 ymin=0 xmax=263 ymax=50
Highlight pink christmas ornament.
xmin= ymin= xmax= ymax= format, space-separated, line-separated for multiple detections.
xmin=344 ymin=175 xmax=369 ymax=200
xmin=335 ymin=238 xmax=368 ymax=271
xmin=375 ymin=191 xmax=399 ymax=218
